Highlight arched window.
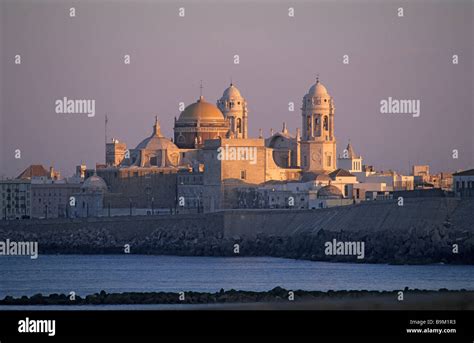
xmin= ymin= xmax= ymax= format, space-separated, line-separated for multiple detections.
xmin=237 ymin=118 xmax=242 ymax=133
xmin=323 ymin=116 xmax=328 ymax=130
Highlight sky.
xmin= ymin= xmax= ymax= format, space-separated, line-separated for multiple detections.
xmin=0 ymin=0 xmax=473 ymax=178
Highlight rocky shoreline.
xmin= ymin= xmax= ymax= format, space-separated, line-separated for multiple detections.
xmin=1 ymin=198 xmax=473 ymax=264
xmin=1 ymin=288 xmax=473 ymax=310
xmin=0 ymin=223 xmax=473 ymax=264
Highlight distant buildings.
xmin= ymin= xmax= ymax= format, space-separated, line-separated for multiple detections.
xmin=2 ymin=79 xmax=471 ymax=219
xmin=411 ymin=164 xmax=452 ymax=191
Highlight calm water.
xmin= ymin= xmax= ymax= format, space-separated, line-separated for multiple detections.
xmin=0 ymin=255 xmax=473 ymax=298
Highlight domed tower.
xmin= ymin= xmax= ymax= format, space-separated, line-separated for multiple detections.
xmin=300 ymin=77 xmax=337 ymax=172
xmin=132 ymin=117 xmax=181 ymax=167
xmin=217 ymin=83 xmax=248 ymax=139
xmin=174 ymin=95 xmax=228 ymax=149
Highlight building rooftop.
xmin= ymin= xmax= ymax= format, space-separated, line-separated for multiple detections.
xmin=453 ymin=169 xmax=474 ymax=176
xmin=17 ymin=165 xmax=49 ymax=180
xmin=329 ymin=168 xmax=355 ymax=178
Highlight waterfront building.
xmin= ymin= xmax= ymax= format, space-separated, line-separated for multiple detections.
xmin=453 ymin=169 xmax=474 ymax=197
xmin=0 ymin=180 xmax=31 ymax=220
xmin=31 ymin=182 xmax=81 ymax=219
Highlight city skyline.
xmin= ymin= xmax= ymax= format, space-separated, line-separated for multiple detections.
xmin=1 ymin=0 xmax=473 ymax=177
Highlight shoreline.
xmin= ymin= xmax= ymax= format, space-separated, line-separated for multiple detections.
xmin=1 ymin=288 xmax=473 ymax=310
xmin=1 ymin=198 xmax=473 ymax=265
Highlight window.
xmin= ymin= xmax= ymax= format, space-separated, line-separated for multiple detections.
xmin=323 ymin=116 xmax=328 ymax=130
xmin=237 ymin=118 xmax=242 ymax=133
xmin=327 ymin=155 xmax=331 ymax=167
xmin=240 ymin=170 xmax=246 ymax=180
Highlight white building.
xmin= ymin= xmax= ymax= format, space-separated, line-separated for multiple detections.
xmin=328 ymin=168 xmax=358 ymax=198
xmin=338 ymin=141 xmax=363 ymax=173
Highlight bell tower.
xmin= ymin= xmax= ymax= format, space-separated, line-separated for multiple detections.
xmin=300 ymin=77 xmax=337 ymax=172
xmin=217 ymin=83 xmax=248 ymax=139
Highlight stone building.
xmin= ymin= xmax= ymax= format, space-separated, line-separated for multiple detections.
xmin=265 ymin=123 xmax=300 ymax=168
xmin=328 ymin=168 xmax=358 ymax=198
xmin=72 ymin=174 xmax=107 ymax=217
xmin=0 ymin=180 xmax=31 ymax=220
xmin=176 ymin=170 xmax=204 ymax=213
xmin=31 ymin=182 xmax=81 ymax=219
xmin=101 ymin=118 xmax=179 ymax=210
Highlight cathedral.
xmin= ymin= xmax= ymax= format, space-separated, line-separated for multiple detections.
xmin=100 ymin=78 xmax=340 ymax=212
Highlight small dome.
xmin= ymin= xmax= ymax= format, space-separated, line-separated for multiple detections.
xmin=178 ymin=96 xmax=225 ymax=122
xmin=136 ymin=117 xmax=179 ymax=151
xmin=136 ymin=135 xmax=178 ymax=151
xmin=82 ymin=174 xmax=107 ymax=193
xmin=222 ymin=84 xmax=242 ymax=99
xmin=308 ymin=80 xmax=329 ymax=97
xmin=318 ymin=184 xmax=343 ymax=198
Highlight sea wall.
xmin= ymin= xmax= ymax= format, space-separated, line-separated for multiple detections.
xmin=0 ymin=198 xmax=473 ymax=264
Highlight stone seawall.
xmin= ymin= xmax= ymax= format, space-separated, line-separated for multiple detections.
xmin=0 ymin=198 xmax=473 ymax=264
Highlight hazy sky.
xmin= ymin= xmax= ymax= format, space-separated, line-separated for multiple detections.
xmin=1 ymin=0 xmax=473 ymax=178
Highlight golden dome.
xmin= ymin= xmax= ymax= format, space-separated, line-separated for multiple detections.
xmin=178 ymin=96 xmax=225 ymax=122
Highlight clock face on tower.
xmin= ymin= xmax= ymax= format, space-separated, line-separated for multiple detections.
xmin=311 ymin=151 xmax=321 ymax=164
